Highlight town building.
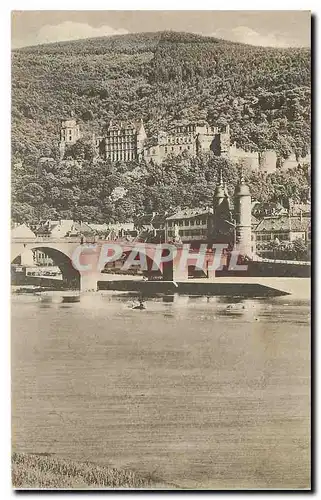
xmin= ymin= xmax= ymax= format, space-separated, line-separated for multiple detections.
xmin=165 ymin=208 xmax=214 ymax=245
xmin=134 ymin=213 xmax=169 ymax=242
xmin=35 ymin=220 xmax=94 ymax=239
xmin=253 ymin=214 xmax=311 ymax=258
xmin=33 ymin=250 xmax=54 ymax=266
xmin=88 ymin=223 xmax=135 ymax=240
xmin=163 ymin=171 xmax=253 ymax=257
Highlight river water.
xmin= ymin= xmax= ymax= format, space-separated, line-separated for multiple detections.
xmin=11 ymin=292 xmax=310 ymax=489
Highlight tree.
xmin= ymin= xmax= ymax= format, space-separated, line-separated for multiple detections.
xmin=291 ymin=238 xmax=309 ymax=261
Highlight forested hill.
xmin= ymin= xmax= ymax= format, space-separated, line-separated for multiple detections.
xmin=12 ymin=31 xmax=310 ymax=160
xmin=11 ymin=31 xmax=311 ymax=224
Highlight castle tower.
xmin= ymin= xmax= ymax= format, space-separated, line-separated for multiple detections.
xmin=211 ymin=124 xmax=231 ymax=157
xmin=234 ymin=170 xmax=252 ymax=256
xmin=135 ymin=118 xmax=147 ymax=160
xmin=219 ymin=124 xmax=230 ymax=157
xmin=59 ymin=119 xmax=81 ymax=158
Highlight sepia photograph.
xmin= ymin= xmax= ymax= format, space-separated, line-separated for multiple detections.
xmin=10 ymin=9 xmax=311 ymax=490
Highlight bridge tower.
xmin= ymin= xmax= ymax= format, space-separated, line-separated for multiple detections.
xmin=213 ymin=170 xmax=225 ymax=211
xmin=234 ymin=170 xmax=252 ymax=257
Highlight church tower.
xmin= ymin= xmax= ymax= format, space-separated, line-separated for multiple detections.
xmin=234 ymin=169 xmax=252 ymax=256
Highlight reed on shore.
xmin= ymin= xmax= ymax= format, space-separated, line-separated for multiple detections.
xmin=12 ymin=452 xmax=154 ymax=489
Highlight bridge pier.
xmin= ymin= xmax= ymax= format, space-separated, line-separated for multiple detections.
xmin=80 ymin=272 xmax=99 ymax=292
xmin=207 ymin=268 xmax=216 ymax=280
xmin=172 ymin=264 xmax=188 ymax=281
xmin=20 ymin=249 xmax=35 ymax=266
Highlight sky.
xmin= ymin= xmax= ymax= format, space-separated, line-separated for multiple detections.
xmin=11 ymin=10 xmax=311 ymax=49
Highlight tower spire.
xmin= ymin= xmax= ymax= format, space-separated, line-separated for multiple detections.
xmin=239 ymin=166 xmax=245 ymax=184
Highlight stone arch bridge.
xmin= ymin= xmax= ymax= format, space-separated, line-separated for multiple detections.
xmin=11 ymin=236 xmax=215 ymax=291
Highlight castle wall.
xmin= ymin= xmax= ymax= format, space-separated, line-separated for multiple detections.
xmin=259 ymin=150 xmax=277 ymax=173
xmin=281 ymin=153 xmax=298 ymax=170
xmin=144 ymin=141 xmax=196 ymax=163
xmin=229 ymin=144 xmax=259 ymax=170
xmin=66 ymin=119 xmax=306 ymax=172
xmin=281 ymin=153 xmax=311 ymax=170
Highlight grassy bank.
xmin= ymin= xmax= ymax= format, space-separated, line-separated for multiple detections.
xmin=12 ymin=452 xmax=155 ymax=489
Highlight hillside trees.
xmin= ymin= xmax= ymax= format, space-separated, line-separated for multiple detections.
xmin=11 ymin=31 xmax=310 ymax=223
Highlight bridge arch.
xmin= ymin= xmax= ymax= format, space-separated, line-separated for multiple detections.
xmin=11 ymin=244 xmax=80 ymax=289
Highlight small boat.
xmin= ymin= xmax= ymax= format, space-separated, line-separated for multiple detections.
xmin=132 ymin=301 xmax=146 ymax=310
xmin=62 ymin=295 xmax=81 ymax=303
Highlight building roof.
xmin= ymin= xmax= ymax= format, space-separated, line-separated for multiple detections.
xmin=251 ymin=215 xmax=260 ymax=227
xmin=35 ymin=221 xmax=58 ymax=235
xmin=290 ymin=202 xmax=311 ymax=216
xmin=107 ymin=119 xmax=143 ymax=133
xmin=254 ymin=215 xmax=310 ymax=233
xmin=134 ymin=212 xmax=169 ymax=226
xmin=68 ymin=222 xmax=95 ymax=235
xmin=88 ymin=223 xmax=135 ymax=233
xmin=252 ymin=201 xmax=288 ymax=217
xmin=166 ymin=207 xmax=213 ymax=221
xmin=11 ymin=223 xmax=36 ymax=238
xmin=88 ymin=223 xmax=109 ymax=232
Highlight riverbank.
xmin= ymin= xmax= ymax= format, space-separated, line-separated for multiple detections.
xmin=12 ymin=452 xmax=163 ymax=489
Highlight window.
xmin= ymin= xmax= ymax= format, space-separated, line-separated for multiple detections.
xmin=179 ymin=146 xmax=182 ymax=151
xmin=165 ymin=147 xmax=167 ymax=153
xmin=196 ymin=219 xmax=201 ymax=225
xmin=171 ymin=147 xmax=174 ymax=151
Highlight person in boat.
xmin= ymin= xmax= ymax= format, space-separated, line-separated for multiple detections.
xmin=132 ymin=296 xmax=146 ymax=309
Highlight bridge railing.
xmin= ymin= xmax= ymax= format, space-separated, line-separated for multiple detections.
xmin=251 ymin=256 xmax=310 ymax=266
xmin=11 ymin=236 xmax=83 ymax=244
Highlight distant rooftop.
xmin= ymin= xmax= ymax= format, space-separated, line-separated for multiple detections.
xmin=166 ymin=207 xmax=213 ymax=220
xmin=255 ymin=215 xmax=310 ymax=233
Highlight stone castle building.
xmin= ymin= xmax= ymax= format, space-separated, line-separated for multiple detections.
xmin=95 ymin=119 xmax=147 ymax=163
xmin=59 ymin=118 xmax=310 ymax=172
xmin=143 ymin=122 xmax=230 ymax=163
xmin=59 ymin=119 xmax=81 ymax=157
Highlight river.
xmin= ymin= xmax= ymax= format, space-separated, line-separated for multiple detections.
xmin=11 ymin=292 xmax=310 ymax=489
